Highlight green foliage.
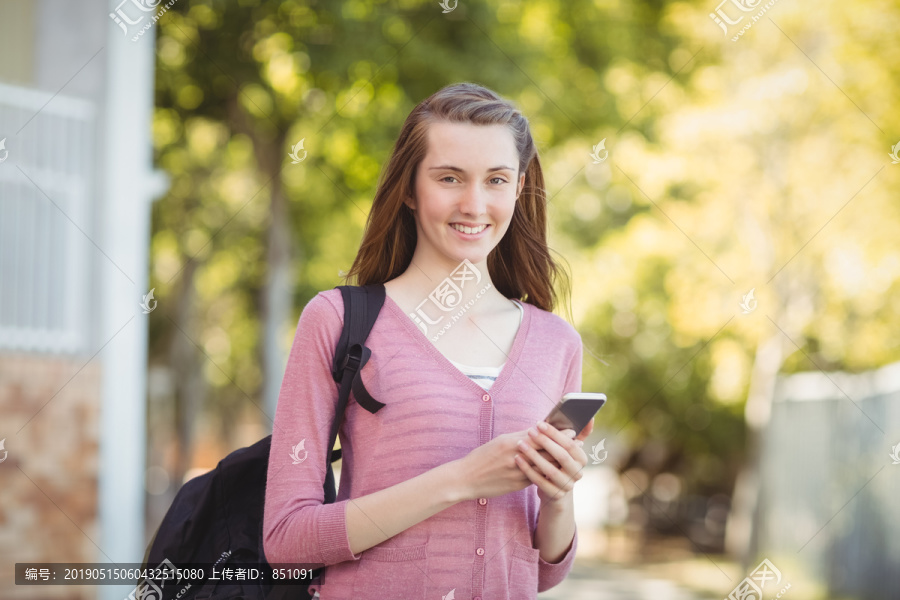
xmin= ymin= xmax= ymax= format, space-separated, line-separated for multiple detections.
xmin=148 ymin=0 xmax=900 ymax=507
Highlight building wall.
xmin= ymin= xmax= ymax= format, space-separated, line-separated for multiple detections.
xmin=760 ymin=361 xmax=900 ymax=600
xmin=1 ymin=2 xmax=161 ymax=598
xmin=0 ymin=352 xmax=102 ymax=599
xmin=0 ymin=1 xmax=35 ymax=86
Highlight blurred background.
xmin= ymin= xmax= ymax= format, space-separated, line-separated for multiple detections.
xmin=1 ymin=0 xmax=899 ymax=599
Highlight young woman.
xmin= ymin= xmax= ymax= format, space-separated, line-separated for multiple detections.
xmin=263 ymin=82 xmax=594 ymax=599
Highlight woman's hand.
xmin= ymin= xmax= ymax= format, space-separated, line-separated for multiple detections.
xmin=452 ymin=418 xmax=594 ymax=503
xmin=515 ymin=417 xmax=593 ymax=467
xmin=454 ymin=432 xmax=536 ymax=501
xmin=513 ymin=419 xmax=592 ymax=506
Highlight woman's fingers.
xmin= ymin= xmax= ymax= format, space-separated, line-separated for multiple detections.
xmin=575 ymin=418 xmax=594 ymax=442
xmin=515 ymin=435 xmax=575 ymax=496
xmin=517 ymin=423 xmax=584 ymax=487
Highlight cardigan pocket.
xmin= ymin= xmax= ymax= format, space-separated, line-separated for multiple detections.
xmin=350 ymin=542 xmax=428 ymax=599
xmin=509 ymin=539 xmax=540 ymax=598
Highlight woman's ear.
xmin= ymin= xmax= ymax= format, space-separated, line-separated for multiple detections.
xmin=403 ymin=194 xmax=416 ymax=211
xmin=516 ymin=172 xmax=526 ymax=199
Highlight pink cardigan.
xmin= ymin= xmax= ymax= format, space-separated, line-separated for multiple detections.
xmin=263 ymin=288 xmax=583 ymax=599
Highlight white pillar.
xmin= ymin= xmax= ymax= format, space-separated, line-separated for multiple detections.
xmin=97 ymin=2 xmax=168 ymax=598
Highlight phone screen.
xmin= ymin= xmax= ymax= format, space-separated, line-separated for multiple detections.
xmin=544 ymin=393 xmax=606 ymax=434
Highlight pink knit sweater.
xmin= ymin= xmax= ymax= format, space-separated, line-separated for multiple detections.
xmin=263 ymin=287 xmax=583 ymax=599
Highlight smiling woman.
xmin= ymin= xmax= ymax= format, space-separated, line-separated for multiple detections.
xmin=263 ymin=82 xmax=593 ymax=600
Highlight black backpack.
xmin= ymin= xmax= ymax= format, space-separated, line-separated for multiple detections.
xmin=137 ymin=284 xmax=387 ymax=599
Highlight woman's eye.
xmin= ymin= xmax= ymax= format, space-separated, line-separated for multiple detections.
xmin=440 ymin=175 xmax=507 ymax=184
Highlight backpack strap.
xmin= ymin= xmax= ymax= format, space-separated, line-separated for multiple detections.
xmin=326 ymin=283 xmax=386 ymax=464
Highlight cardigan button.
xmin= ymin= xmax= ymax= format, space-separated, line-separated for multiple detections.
xmin=476 ymin=547 xmax=485 ymax=556
xmin=478 ymin=498 xmax=487 ymax=505
xmin=482 ymin=393 xmax=490 ymax=402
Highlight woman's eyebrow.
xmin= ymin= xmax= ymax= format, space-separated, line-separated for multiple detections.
xmin=428 ymin=164 xmax=515 ymax=173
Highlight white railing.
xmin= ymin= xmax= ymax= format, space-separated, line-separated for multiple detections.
xmin=0 ymin=81 xmax=95 ymax=354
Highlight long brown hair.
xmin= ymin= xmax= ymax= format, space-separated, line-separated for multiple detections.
xmin=343 ymin=82 xmax=571 ymax=317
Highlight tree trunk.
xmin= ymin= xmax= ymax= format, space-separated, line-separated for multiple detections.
xmin=168 ymin=258 xmax=205 ymax=488
xmin=261 ymin=137 xmax=292 ymax=423
xmin=224 ymin=96 xmax=294 ymax=428
xmin=726 ymin=329 xmax=786 ymax=569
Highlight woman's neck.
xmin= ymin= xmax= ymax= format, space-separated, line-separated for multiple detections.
xmin=383 ymin=268 xmax=512 ymax=321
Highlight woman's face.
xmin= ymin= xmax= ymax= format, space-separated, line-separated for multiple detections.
xmin=406 ymin=121 xmax=526 ymax=269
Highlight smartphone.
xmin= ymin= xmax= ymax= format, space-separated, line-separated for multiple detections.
xmin=544 ymin=393 xmax=606 ymax=434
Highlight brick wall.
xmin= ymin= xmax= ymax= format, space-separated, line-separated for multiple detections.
xmin=0 ymin=352 xmax=102 ymax=599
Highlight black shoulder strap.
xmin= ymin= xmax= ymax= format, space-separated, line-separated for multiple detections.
xmin=326 ymin=283 xmax=386 ymax=464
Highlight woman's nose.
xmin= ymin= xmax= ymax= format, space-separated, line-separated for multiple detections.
xmin=458 ymin=183 xmax=488 ymax=216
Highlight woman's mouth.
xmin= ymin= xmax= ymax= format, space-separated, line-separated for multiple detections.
xmin=450 ymin=223 xmax=489 ymax=238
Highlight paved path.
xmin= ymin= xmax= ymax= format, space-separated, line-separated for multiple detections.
xmin=538 ymin=562 xmax=710 ymax=600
